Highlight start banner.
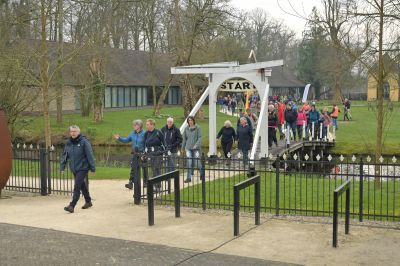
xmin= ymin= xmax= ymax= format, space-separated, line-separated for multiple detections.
xmin=219 ymin=80 xmax=256 ymax=92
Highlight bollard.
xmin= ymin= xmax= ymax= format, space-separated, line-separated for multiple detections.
xmin=302 ymin=121 xmax=306 ymax=140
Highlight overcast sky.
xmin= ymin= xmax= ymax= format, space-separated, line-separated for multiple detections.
xmin=230 ymin=0 xmax=321 ymax=38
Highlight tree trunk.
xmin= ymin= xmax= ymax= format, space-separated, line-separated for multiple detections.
xmin=332 ymin=48 xmax=343 ymax=104
xmin=55 ymin=0 xmax=63 ymax=124
xmin=40 ymin=0 xmax=51 ymax=148
xmin=154 ymin=75 xmax=173 ymax=115
xmin=375 ymin=0 xmax=385 ymax=188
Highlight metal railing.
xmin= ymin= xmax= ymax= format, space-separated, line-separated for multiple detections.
xmin=135 ymin=152 xmax=400 ymax=222
xmin=147 ymin=170 xmax=180 ymax=226
xmin=333 ymin=180 xmax=351 ymax=248
xmin=6 ymin=143 xmax=73 ymax=195
xmin=233 ymin=175 xmax=261 ymax=236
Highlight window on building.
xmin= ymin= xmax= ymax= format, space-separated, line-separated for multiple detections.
xmin=118 ymin=87 xmax=124 ymax=107
xmin=105 ymin=87 xmax=112 ymax=108
xmin=137 ymin=87 xmax=143 ymax=106
xmin=124 ymin=87 xmax=130 ymax=107
xmin=143 ymin=88 xmax=148 ymax=105
xmin=130 ymin=87 xmax=137 ymax=106
xmin=112 ymin=87 xmax=118 ymax=107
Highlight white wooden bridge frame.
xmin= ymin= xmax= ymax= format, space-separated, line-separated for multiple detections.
xmin=171 ymin=60 xmax=284 ymax=161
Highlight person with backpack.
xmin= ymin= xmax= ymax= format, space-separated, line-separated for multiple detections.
xmin=143 ymin=118 xmax=166 ymax=182
xmin=61 ymin=125 xmax=95 ymax=213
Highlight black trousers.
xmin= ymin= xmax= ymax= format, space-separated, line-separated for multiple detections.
xmin=268 ymin=127 xmax=277 ymax=147
xmin=129 ymin=154 xmax=141 ymax=184
xmin=70 ymin=171 xmax=91 ymax=208
xmin=221 ymin=141 xmax=233 ymax=158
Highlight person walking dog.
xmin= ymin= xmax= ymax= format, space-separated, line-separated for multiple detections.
xmin=61 ymin=125 xmax=95 ymax=213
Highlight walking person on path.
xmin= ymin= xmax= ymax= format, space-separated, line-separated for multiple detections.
xmin=217 ymin=120 xmax=236 ymax=164
xmin=114 ymin=120 xmax=145 ymax=190
xmin=236 ymin=117 xmax=253 ymax=166
xmin=182 ymin=116 xmax=204 ymax=183
xmin=277 ymin=100 xmax=286 ymax=140
xmin=343 ymin=98 xmax=352 ymax=121
xmin=296 ymin=108 xmax=307 ymax=140
xmin=61 ymin=125 xmax=95 ymax=213
xmin=160 ymin=117 xmax=182 ymax=172
xmin=284 ymin=102 xmax=298 ymax=141
xmin=268 ymin=105 xmax=278 ymax=148
xmin=330 ymin=103 xmax=340 ymax=130
xmin=143 ymin=119 xmax=166 ymax=190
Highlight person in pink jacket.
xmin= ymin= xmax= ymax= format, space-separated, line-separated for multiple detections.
xmin=296 ymin=109 xmax=307 ymax=139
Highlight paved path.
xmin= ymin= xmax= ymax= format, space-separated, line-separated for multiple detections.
xmin=0 ymin=223 xmax=293 ymax=266
xmin=1 ymin=180 xmax=400 ymax=266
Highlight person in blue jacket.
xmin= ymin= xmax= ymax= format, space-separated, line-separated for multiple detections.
xmin=61 ymin=125 xmax=95 ymax=213
xmin=307 ymin=103 xmax=320 ymax=139
xmin=114 ymin=119 xmax=145 ymax=189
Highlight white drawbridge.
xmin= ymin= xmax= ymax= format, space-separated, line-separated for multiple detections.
xmin=171 ymin=60 xmax=284 ymax=161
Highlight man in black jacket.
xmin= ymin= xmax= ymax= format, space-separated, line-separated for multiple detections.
xmin=161 ymin=117 xmax=183 ymax=172
xmin=284 ymin=102 xmax=298 ymax=141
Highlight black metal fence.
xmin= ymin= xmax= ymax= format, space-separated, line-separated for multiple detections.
xmin=136 ymin=152 xmax=400 ymax=222
xmin=6 ymin=143 xmax=400 ymax=222
xmin=6 ymin=143 xmax=73 ymax=195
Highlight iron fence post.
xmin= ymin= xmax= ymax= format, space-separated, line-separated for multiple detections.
xmin=359 ymin=158 xmax=364 ymax=222
xmin=255 ymin=181 xmax=260 ymax=225
xmin=201 ymin=153 xmax=206 ymax=210
xmin=47 ymin=147 xmax=52 ymax=194
xmin=148 ymin=184 xmax=154 ymax=226
xmin=345 ymin=187 xmax=350 ymax=234
xmin=233 ymin=186 xmax=240 ymax=236
xmin=134 ymin=154 xmax=141 ymax=205
xmin=333 ymin=191 xmax=338 ymax=248
xmin=174 ymin=172 xmax=180 ymax=218
xmin=275 ymin=156 xmax=280 ymax=216
xmin=39 ymin=143 xmax=48 ymax=196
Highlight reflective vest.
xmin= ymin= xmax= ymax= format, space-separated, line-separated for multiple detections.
xmin=331 ymin=106 xmax=340 ymax=118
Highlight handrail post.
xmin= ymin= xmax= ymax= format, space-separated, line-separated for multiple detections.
xmin=201 ymin=153 xmax=206 ymax=210
xmin=234 ymin=186 xmax=240 ymax=236
xmin=345 ymin=187 xmax=350 ymax=234
xmin=255 ymin=181 xmax=260 ymax=225
xmin=174 ymin=172 xmax=180 ymax=218
xmin=275 ymin=156 xmax=280 ymax=216
xmin=333 ymin=191 xmax=338 ymax=248
xmin=359 ymin=158 xmax=364 ymax=222
xmin=148 ymin=185 xmax=154 ymax=226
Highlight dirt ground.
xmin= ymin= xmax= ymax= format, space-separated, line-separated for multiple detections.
xmin=1 ymin=180 xmax=399 ymax=265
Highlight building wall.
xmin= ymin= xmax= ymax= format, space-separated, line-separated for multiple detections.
xmin=28 ymin=86 xmax=77 ymax=112
xmin=367 ymin=73 xmax=399 ymax=102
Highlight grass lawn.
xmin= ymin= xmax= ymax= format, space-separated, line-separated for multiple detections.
xmin=19 ymin=101 xmax=400 ymax=154
xmin=161 ymin=172 xmax=400 ymax=220
xmin=20 ymin=106 xmax=233 ymax=148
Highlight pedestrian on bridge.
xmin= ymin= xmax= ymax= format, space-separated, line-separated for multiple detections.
xmin=284 ymin=102 xmax=298 ymax=141
xmin=217 ymin=120 xmax=236 ymax=164
xmin=236 ymin=117 xmax=253 ymax=166
xmin=268 ymin=105 xmax=278 ymax=148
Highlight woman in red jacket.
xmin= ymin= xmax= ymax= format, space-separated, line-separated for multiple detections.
xmin=277 ymin=101 xmax=286 ymax=140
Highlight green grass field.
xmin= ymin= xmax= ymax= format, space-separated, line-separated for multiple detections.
xmin=161 ymin=172 xmax=400 ymax=220
xmin=19 ymin=101 xmax=400 ymax=154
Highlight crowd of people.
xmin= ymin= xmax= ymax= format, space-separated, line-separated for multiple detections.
xmin=60 ymin=95 xmax=352 ymax=213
